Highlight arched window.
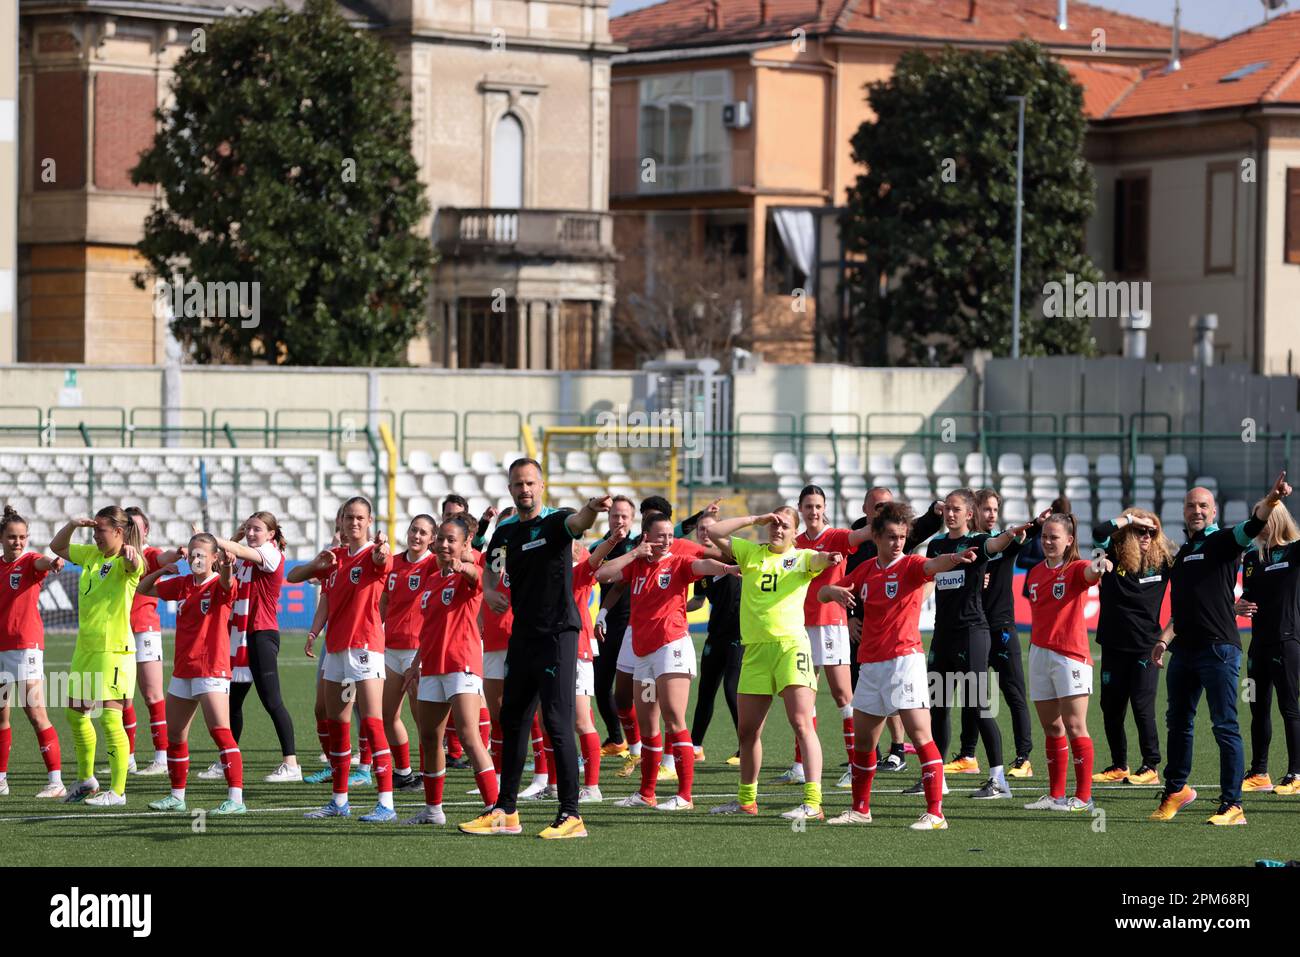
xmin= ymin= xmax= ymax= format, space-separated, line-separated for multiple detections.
xmin=491 ymin=113 xmax=524 ymax=209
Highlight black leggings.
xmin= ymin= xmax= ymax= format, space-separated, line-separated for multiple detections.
xmin=229 ymin=629 xmax=296 ymax=756
xmin=593 ymin=621 xmax=626 ymax=744
xmin=959 ymin=624 xmax=1033 ymax=761
xmin=930 ymin=628 xmax=1003 ymax=768
xmin=1099 ymin=647 xmax=1161 ymax=769
xmin=498 ymin=631 xmax=579 ymax=816
xmin=1247 ymin=640 xmax=1300 ymax=776
xmin=692 ymin=637 xmax=742 ymax=746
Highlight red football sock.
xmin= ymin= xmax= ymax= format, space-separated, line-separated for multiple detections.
xmin=617 ymin=706 xmax=640 ymax=747
xmin=148 ymin=699 xmax=168 ymax=755
xmin=531 ymin=713 xmax=547 ymax=776
xmin=1071 ymin=735 xmax=1094 ymax=803
xmin=670 ymin=730 xmax=694 ymax=802
xmin=211 ymin=727 xmax=242 ymax=789
xmin=580 ymin=731 xmax=602 ymax=787
xmin=123 ymin=702 xmax=137 ymax=755
xmin=37 ymin=725 xmax=61 ymax=773
xmin=1046 ymin=734 xmax=1069 ymax=800
xmin=446 ymin=720 xmax=463 ymax=760
xmin=541 ymin=728 xmax=555 ymax=785
xmin=917 ymin=740 xmax=945 ymax=817
xmin=0 ymin=727 xmax=9 ymax=773
xmin=842 ymin=716 xmax=856 ymax=765
xmin=478 ymin=707 xmax=491 ymax=749
xmin=358 ymin=728 xmax=371 ymax=767
xmin=640 ymin=733 xmax=662 ymax=801
xmin=393 ymin=739 xmax=411 ymax=773
xmin=475 ymin=767 xmax=498 ymax=807
xmin=851 ymin=748 xmax=876 ymax=814
xmin=327 ymin=719 xmax=351 ymax=795
xmin=423 ymin=768 xmax=445 ymax=806
xmin=490 ymin=719 xmax=503 ymax=773
xmin=167 ymin=740 xmax=189 ymax=791
xmin=364 ymin=717 xmax=393 ymax=794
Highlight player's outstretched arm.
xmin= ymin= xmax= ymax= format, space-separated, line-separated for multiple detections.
xmin=49 ymin=517 xmax=96 ymax=562
xmin=587 ymin=526 xmax=627 ymax=568
xmin=288 ymin=548 xmax=336 ymax=584
xmin=596 ymin=539 xmax=647 ymax=584
xmin=924 ymin=547 xmax=978 ymax=577
xmin=565 ymin=495 xmax=611 ymax=538
xmin=137 ymin=562 xmax=179 ymax=597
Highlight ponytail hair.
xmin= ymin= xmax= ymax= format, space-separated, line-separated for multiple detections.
xmin=1 ymin=504 xmax=28 ymax=535
xmin=97 ymin=505 xmax=141 ymax=552
xmin=248 ymin=511 xmax=287 ymax=552
xmin=124 ymin=505 xmax=150 ymax=537
xmin=1043 ymin=512 xmax=1080 ymax=563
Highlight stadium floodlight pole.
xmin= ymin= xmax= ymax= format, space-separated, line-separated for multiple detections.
xmin=1006 ymin=94 xmax=1026 ymax=360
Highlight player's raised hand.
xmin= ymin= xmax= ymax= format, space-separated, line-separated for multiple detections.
xmin=373 ymin=530 xmax=391 ymax=562
xmin=1034 ymin=507 xmax=1053 ymax=525
xmin=587 ymin=495 xmax=612 ymax=514
xmin=315 ymin=548 xmax=338 ymax=571
xmin=479 ymin=505 xmax=498 ymax=527
xmin=634 ymin=539 xmax=654 ymax=560
xmin=159 ymin=562 xmax=180 ymax=577
xmin=1268 ymin=470 xmax=1291 ymax=502
xmin=1089 ymin=548 xmax=1113 ymax=576
xmin=954 ymin=547 xmax=979 ymax=564
xmin=74 ymin=517 xmax=97 ymax=528
xmin=753 ymin=513 xmax=778 ymax=526
xmin=703 ymin=498 xmax=722 ymax=518
xmin=49 ymin=557 xmax=65 ymax=574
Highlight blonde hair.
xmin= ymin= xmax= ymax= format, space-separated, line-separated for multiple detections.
xmin=1253 ymin=500 xmax=1300 ymax=560
xmin=1113 ymin=507 xmax=1174 ymax=574
xmin=772 ymin=506 xmax=800 ymax=529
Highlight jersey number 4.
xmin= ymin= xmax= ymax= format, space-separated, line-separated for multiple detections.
xmin=759 ymin=572 xmax=777 ymax=592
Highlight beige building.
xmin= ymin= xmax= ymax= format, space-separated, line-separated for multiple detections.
xmin=14 ymin=0 xmax=621 ymax=368
xmin=1 ymin=2 xmax=16 ymax=363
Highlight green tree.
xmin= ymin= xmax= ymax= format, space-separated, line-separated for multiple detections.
xmin=132 ymin=0 xmax=431 ymax=365
xmin=841 ymin=40 xmax=1100 ymax=365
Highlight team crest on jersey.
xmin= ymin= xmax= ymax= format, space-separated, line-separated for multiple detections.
xmin=1071 ymin=669 xmax=1080 ymax=680
xmin=885 ymin=581 xmax=899 ymax=599
xmin=349 ymin=566 xmax=362 ymax=585
xmin=441 ymin=585 xmax=455 ymax=606
xmin=99 ymin=562 xmax=112 ymax=579
xmin=657 ymin=571 xmax=672 ymax=589
xmin=408 ymin=574 xmax=420 ymax=591
xmin=200 ymin=596 xmax=211 ymax=614
xmin=8 ymin=572 xmax=19 ymax=590
xmin=782 ymin=556 xmax=796 ymax=570
xmin=1052 ymin=581 xmax=1066 ymax=600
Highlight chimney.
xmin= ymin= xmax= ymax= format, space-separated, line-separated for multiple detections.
xmin=706 ymin=0 xmax=722 ymax=30
xmin=760 ymin=0 xmax=769 ymax=24
xmin=868 ymin=0 xmax=881 ymax=18
xmin=1057 ymin=0 xmax=1068 ymax=30
xmin=817 ymin=0 xmax=827 ymax=17
xmin=1166 ymin=0 xmax=1182 ymax=73
xmin=967 ymin=0 xmax=977 ymax=21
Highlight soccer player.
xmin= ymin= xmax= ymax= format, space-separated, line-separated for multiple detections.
xmin=592 ymin=496 xmax=636 ymax=757
xmin=819 ymin=501 xmax=977 ymax=829
xmin=400 ymin=516 xmax=497 ymax=824
xmin=689 ymin=515 xmax=743 ymax=764
xmin=1090 ymin=509 xmax=1172 ymax=786
xmin=120 ymin=507 xmax=181 ymax=777
xmin=1021 ymin=514 xmax=1109 ymax=812
xmin=920 ymin=489 xmax=1033 ymax=801
xmin=459 ymin=459 xmax=608 ymax=839
xmin=596 ymin=514 xmax=736 ymax=811
xmin=846 ymin=488 xmax=943 ymax=771
xmin=705 ymin=509 xmax=841 ymax=821
xmin=287 ymin=496 xmax=396 ymax=822
xmin=1150 ymin=472 xmax=1288 ymax=826
xmin=784 ymin=485 xmax=871 ymax=789
xmin=139 ymin=535 xmax=244 ymax=814
xmin=51 ymin=507 xmax=145 ymax=806
xmin=1236 ymin=502 xmax=1300 ymax=795
xmin=380 ymin=514 xmax=437 ymax=792
xmin=200 ymin=514 xmax=298 ymax=783
xmin=0 ymin=506 xmax=66 ymax=798
xmin=950 ymin=493 xmax=1044 ymax=779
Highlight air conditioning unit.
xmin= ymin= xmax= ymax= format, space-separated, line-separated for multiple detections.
xmin=722 ymin=101 xmax=751 ymax=129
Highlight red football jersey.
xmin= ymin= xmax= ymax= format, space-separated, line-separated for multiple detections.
xmin=129 ymin=547 xmax=164 ymax=633
xmin=621 ymin=551 xmax=701 ymax=657
xmin=318 ymin=543 xmax=392 ymax=654
xmin=0 ymin=552 xmax=49 ymax=651
xmin=838 ymin=554 xmax=932 ymax=663
xmin=573 ymin=551 xmax=597 ymax=660
xmin=1027 ymin=559 xmax=1093 ymax=664
xmin=796 ymin=526 xmax=853 ymax=626
xmin=385 ymin=550 xmax=435 ymax=651
xmin=417 ymin=566 xmax=483 ymax=676
xmin=229 ymin=541 xmax=285 ymax=670
xmin=155 ymin=574 xmax=235 ymax=680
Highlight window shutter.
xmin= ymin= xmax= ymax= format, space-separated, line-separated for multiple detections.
xmin=1286 ymin=168 xmax=1300 ymax=265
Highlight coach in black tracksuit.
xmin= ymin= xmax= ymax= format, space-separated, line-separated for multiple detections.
xmin=1091 ymin=512 xmax=1173 ymax=780
xmin=1239 ymin=526 xmax=1300 ymax=788
xmin=481 ymin=460 xmax=608 ymax=832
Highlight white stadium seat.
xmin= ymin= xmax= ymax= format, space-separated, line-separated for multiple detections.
xmin=421 ymin=473 xmax=450 ymax=498
xmin=1064 ymin=476 xmax=1091 ymax=498
xmin=1074 ymin=522 xmax=1093 ymax=545
xmin=1191 ymin=475 xmax=1218 ymax=496
xmin=499 ymin=450 xmax=526 ymax=471
xmin=836 ymin=453 xmax=863 ymax=476
xmin=1071 ymin=500 xmax=1093 ymax=522
xmin=438 ymin=450 xmax=467 ymax=475
xmin=483 ymin=474 xmax=510 ymax=498
xmin=898 ymin=453 xmax=928 ymax=478
xmin=1029 ymin=453 xmax=1057 ymax=478
xmin=1097 ymin=477 xmax=1123 ymax=500
xmin=1133 ymin=454 xmax=1155 ymax=478
xmin=1032 ymin=498 xmax=1056 ymax=516
xmin=1223 ymin=500 xmax=1249 ymax=524
xmin=868 ymin=453 xmax=895 ymax=476
xmin=287 ymin=495 xmax=316 ymax=521
xmin=1097 ymin=500 xmax=1124 ymax=523
xmin=935 ymin=477 xmax=962 ymax=498
xmin=344 ymin=450 xmax=372 ymax=474
xmin=451 ymin=474 xmax=481 ymax=497
xmin=1160 ymin=501 xmax=1186 ymax=525
xmin=395 ymin=473 xmax=420 ymax=497
xmin=1161 ymin=479 xmax=1187 ymax=500
xmin=1162 ymin=454 xmax=1189 ymax=479
xmin=407 ymin=450 xmax=436 ymax=475
xmin=406 ymin=496 xmax=435 ymax=518
xmin=1095 ymin=454 xmax=1122 ymax=478
xmin=771 ymin=453 xmax=800 ymax=478
xmin=470 ymin=451 xmax=500 ymax=475
xmin=1031 ymin=477 xmax=1060 ymax=498
xmin=596 ymin=451 xmax=626 ymax=475
xmin=165 ymin=520 xmax=191 ymax=544
xmin=564 ymin=451 xmax=595 ymax=474
xmin=932 ymin=452 xmax=960 ymax=478
xmin=999 ymin=476 xmax=1027 ymax=497
xmin=804 ymin=453 xmax=832 ymax=475
xmin=1132 ymin=499 xmax=1156 ymax=513
xmin=1062 ymin=453 xmax=1090 ymax=478
xmin=467 ymin=496 xmax=491 ymax=516
xmin=1002 ymin=498 xmax=1031 ymax=524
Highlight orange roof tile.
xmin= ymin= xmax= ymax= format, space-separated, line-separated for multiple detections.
xmin=1104 ymin=11 xmax=1300 ymax=119
xmin=1063 ymin=60 xmax=1143 ymax=118
xmin=611 ymin=0 xmax=1212 ymax=55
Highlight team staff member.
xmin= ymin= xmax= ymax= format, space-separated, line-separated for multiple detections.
xmin=1237 ymin=503 xmax=1300 ymax=795
xmin=847 ymin=487 xmax=943 ymax=771
xmin=460 ymin=460 xmax=609 ymax=839
xmin=51 ymin=507 xmax=145 ymax=806
xmin=1090 ymin=509 xmax=1173 ymax=786
xmin=592 ymin=496 xmax=636 ymax=757
xmin=1150 ymin=471 xmax=1289 ymax=826
xmin=688 ymin=516 xmax=743 ymax=763
xmin=951 ymin=493 xmax=1044 ymax=779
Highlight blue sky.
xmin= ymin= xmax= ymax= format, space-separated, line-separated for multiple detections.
xmin=607 ymin=0 xmax=1286 ymax=40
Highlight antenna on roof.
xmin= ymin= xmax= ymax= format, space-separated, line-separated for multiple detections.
xmin=1165 ymin=0 xmax=1182 ymax=74
xmin=1262 ymin=0 xmax=1288 ymax=24
xmin=1057 ymin=0 xmax=1068 ymax=30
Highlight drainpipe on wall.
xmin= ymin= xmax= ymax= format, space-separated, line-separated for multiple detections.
xmin=1246 ymin=114 xmax=1268 ymax=374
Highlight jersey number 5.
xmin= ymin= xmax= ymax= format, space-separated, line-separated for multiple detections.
xmin=759 ymin=572 xmax=777 ymax=592
xmin=1028 ymin=583 xmax=1037 ymax=602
